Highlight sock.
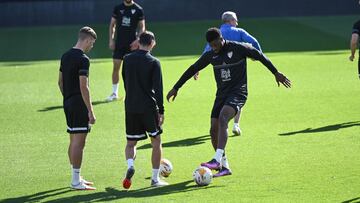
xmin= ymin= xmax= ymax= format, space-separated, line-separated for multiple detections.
xmin=222 ymin=155 xmax=230 ymax=169
xmin=152 ymin=168 xmax=160 ymax=182
xmin=72 ymin=168 xmax=81 ymax=185
xmin=213 ymin=149 xmax=224 ymax=163
xmin=234 ymin=123 xmax=239 ymax=127
xmin=112 ymin=84 xmax=119 ymax=95
xmin=127 ymin=159 xmax=134 ymax=169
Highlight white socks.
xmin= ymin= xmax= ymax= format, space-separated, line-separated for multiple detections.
xmin=214 ymin=149 xmax=224 ymax=163
xmin=222 ymin=155 xmax=230 ymax=169
xmin=127 ymin=159 xmax=134 ymax=169
xmin=112 ymin=84 xmax=119 ymax=95
xmin=234 ymin=123 xmax=239 ymax=128
xmin=72 ymin=168 xmax=81 ymax=185
xmin=152 ymin=168 xmax=160 ymax=182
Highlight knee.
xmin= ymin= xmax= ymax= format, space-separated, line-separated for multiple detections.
xmin=218 ymin=114 xmax=230 ymax=127
xmin=210 ymin=125 xmax=218 ymax=137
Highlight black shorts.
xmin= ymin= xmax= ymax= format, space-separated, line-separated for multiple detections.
xmin=125 ymin=110 xmax=162 ymax=141
xmin=211 ymin=94 xmax=247 ymax=118
xmin=63 ymin=95 xmax=90 ymax=134
xmin=113 ymin=44 xmax=131 ymax=60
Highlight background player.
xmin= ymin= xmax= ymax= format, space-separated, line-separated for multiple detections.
xmin=58 ymin=26 xmax=97 ymax=190
xmin=167 ymin=28 xmax=291 ymax=177
xmin=349 ymin=19 xmax=360 ymax=79
xmin=107 ymin=0 xmax=145 ymax=101
xmin=121 ymin=31 xmax=168 ymax=188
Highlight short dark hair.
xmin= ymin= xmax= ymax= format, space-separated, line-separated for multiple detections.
xmin=78 ymin=26 xmax=97 ymax=40
xmin=139 ymin=31 xmax=155 ymax=46
xmin=206 ymin=27 xmax=222 ymax=43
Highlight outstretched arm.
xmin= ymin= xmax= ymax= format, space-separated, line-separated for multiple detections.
xmin=350 ymin=33 xmax=358 ymax=61
xmin=241 ymin=44 xmax=291 ymax=88
xmin=167 ymin=54 xmax=210 ymax=101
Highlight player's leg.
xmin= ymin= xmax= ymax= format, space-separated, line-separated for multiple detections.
xmin=232 ymin=108 xmax=242 ymax=136
xmin=123 ymin=140 xmax=137 ymax=189
xmin=145 ymin=111 xmax=168 ymax=187
xmin=209 ymin=118 xmax=219 ymax=150
xmin=358 ymin=56 xmax=360 ymax=79
xmin=107 ymin=59 xmax=122 ymax=101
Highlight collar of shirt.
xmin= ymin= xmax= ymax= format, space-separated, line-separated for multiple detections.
xmin=220 ymin=23 xmax=235 ymax=30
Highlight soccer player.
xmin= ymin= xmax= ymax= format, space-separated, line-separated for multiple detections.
xmin=349 ymin=19 xmax=360 ymax=79
xmin=121 ymin=31 xmax=168 ymax=188
xmin=58 ymin=26 xmax=97 ymax=190
xmin=107 ymin=0 xmax=145 ymax=101
xmin=196 ymin=11 xmax=262 ymax=136
xmin=167 ymin=28 xmax=291 ymax=177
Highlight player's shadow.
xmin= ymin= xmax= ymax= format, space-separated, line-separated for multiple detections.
xmin=279 ymin=121 xmax=360 ymax=136
xmin=10 ymin=180 xmax=221 ymax=202
xmin=138 ymin=133 xmax=240 ymax=150
xmin=0 ymin=187 xmax=72 ymax=203
xmin=37 ymin=100 xmax=111 ymax=112
xmin=342 ymin=197 xmax=360 ymax=203
xmin=138 ymin=134 xmax=211 ymax=150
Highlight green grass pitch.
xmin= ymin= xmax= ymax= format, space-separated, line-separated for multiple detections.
xmin=0 ymin=16 xmax=359 ymax=202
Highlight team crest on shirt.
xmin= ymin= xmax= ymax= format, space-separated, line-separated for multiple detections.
xmin=227 ymin=51 xmax=233 ymax=59
xmin=131 ymin=9 xmax=136 ymax=14
xmin=120 ymin=10 xmax=124 ymax=14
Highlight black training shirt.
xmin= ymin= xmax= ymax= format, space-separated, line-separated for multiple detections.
xmin=122 ymin=50 xmax=164 ymax=114
xmin=112 ymin=3 xmax=144 ymax=46
xmin=60 ymin=48 xmax=90 ymax=100
xmin=173 ymin=40 xmax=278 ymax=98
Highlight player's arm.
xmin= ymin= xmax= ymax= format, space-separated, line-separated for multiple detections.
xmin=240 ymin=44 xmax=291 ymax=88
xmin=193 ymin=44 xmax=212 ymax=80
xmin=152 ymin=60 xmax=164 ymax=126
xmin=239 ymin=29 xmax=262 ymax=52
xmin=109 ymin=17 xmax=117 ymax=51
xmin=58 ymin=71 xmax=63 ymax=96
xmin=79 ymin=59 xmax=96 ymax=124
xmin=167 ymin=53 xmax=210 ymax=102
xmin=350 ymin=33 xmax=359 ymax=61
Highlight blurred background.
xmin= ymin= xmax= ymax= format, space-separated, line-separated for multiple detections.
xmin=0 ymin=0 xmax=359 ymax=61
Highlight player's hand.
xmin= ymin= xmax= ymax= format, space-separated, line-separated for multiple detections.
xmin=275 ymin=72 xmax=291 ymax=88
xmin=130 ymin=39 xmax=140 ymax=51
xmin=166 ymin=88 xmax=178 ymax=102
xmin=88 ymin=111 xmax=96 ymax=125
xmin=193 ymin=72 xmax=200 ymax=80
xmin=158 ymin=114 xmax=164 ymax=126
xmin=349 ymin=55 xmax=355 ymax=61
xmin=109 ymin=39 xmax=115 ymax=51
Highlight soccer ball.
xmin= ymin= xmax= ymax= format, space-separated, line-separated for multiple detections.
xmin=159 ymin=158 xmax=173 ymax=177
xmin=193 ymin=166 xmax=213 ymax=186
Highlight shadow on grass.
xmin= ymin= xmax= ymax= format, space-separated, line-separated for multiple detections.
xmin=279 ymin=121 xmax=360 ymax=136
xmin=2 ymin=180 xmax=221 ymax=203
xmin=342 ymin=197 xmax=360 ymax=203
xmin=0 ymin=187 xmax=72 ymax=203
xmin=37 ymin=100 xmax=114 ymax=112
xmin=138 ymin=133 xmax=241 ymax=150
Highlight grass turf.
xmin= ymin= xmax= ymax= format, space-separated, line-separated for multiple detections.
xmin=0 ymin=15 xmax=360 ymax=202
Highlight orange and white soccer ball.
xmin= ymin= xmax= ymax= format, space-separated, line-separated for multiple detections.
xmin=159 ymin=158 xmax=173 ymax=177
xmin=193 ymin=166 xmax=213 ymax=186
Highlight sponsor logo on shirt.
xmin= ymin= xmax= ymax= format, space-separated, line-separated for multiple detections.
xmin=221 ymin=69 xmax=231 ymax=82
xmin=122 ymin=16 xmax=131 ymax=27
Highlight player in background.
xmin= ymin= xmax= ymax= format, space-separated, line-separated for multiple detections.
xmin=121 ymin=31 xmax=168 ymax=188
xmin=58 ymin=26 xmax=97 ymax=190
xmin=167 ymin=28 xmax=291 ymax=177
xmin=349 ymin=19 xmax=360 ymax=79
xmin=195 ymin=11 xmax=262 ymax=136
xmin=107 ymin=0 xmax=145 ymax=101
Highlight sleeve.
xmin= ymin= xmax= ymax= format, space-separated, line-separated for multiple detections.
xmin=239 ymin=29 xmax=262 ymax=52
xmin=112 ymin=6 xmax=118 ymax=19
xmin=78 ymin=57 xmax=90 ymax=77
xmin=173 ymin=53 xmax=211 ymax=90
xmin=352 ymin=20 xmax=360 ymax=35
xmin=138 ymin=7 xmax=145 ymax=21
xmin=59 ymin=55 xmax=63 ymax=72
xmin=203 ymin=43 xmax=211 ymax=53
xmin=238 ymin=43 xmax=278 ymax=74
xmin=152 ymin=60 xmax=164 ymax=114
xmin=122 ymin=56 xmax=127 ymax=90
